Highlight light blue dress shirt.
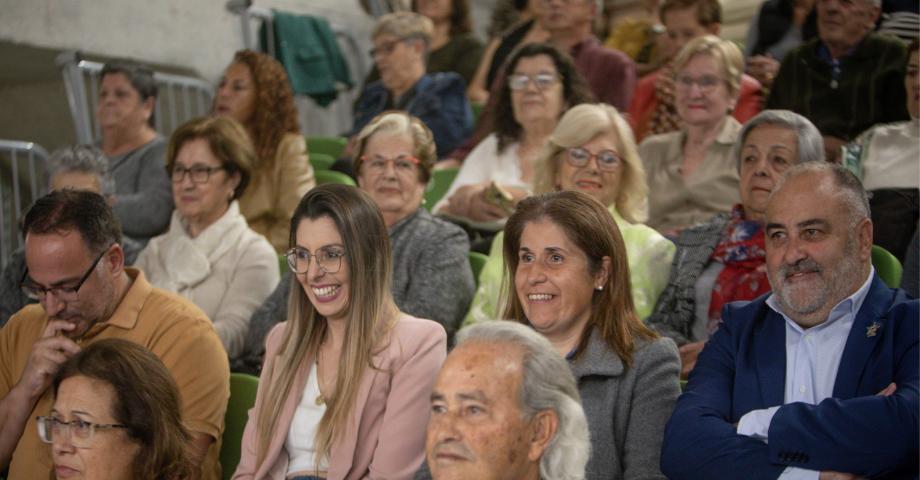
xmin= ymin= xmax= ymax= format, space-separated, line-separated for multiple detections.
xmin=736 ymin=268 xmax=876 ymax=479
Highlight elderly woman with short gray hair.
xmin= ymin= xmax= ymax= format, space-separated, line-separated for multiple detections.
xmin=646 ymin=109 xmax=825 ymax=377
xmin=0 ymin=145 xmax=143 ymax=325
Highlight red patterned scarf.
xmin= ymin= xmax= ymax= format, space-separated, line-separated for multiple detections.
xmin=707 ymin=205 xmax=770 ymax=334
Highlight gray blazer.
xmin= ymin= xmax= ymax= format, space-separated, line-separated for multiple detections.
xmin=574 ymin=329 xmax=680 ymax=480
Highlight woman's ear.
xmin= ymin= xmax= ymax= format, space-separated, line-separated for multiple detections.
xmin=595 ymin=255 xmax=612 ymax=289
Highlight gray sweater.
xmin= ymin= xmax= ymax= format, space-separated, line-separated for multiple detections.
xmin=109 ymin=136 xmax=174 ymax=240
xmin=573 ymin=329 xmax=680 ymax=480
xmin=233 ymin=208 xmax=474 ymax=372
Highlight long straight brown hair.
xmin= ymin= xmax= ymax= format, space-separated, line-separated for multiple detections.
xmin=501 ymin=191 xmax=657 ymax=366
xmin=255 ymin=184 xmax=397 ymax=469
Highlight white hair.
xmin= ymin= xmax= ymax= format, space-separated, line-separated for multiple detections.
xmin=457 ymin=321 xmax=591 ymax=480
xmin=731 ymin=109 xmax=825 ymax=172
xmin=47 ymin=145 xmax=115 ymax=196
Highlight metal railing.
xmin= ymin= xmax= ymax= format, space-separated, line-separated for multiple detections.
xmin=226 ymin=2 xmax=371 ymax=136
xmin=56 ymin=51 xmax=214 ymax=144
xmin=0 ymin=141 xmax=49 ymax=268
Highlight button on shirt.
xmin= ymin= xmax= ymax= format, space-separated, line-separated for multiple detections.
xmin=736 ymin=268 xmax=875 ymax=479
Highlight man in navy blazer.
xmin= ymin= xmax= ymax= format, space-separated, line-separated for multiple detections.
xmin=661 ymin=162 xmax=919 ymax=480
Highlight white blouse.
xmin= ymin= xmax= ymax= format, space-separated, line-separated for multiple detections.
xmin=286 ymin=363 xmax=329 ymax=475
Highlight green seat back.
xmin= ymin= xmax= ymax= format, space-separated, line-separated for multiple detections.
xmin=315 ymin=169 xmax=357 ymax=187
xmin=471 ymin=102 xmax=484 ymax=128
xmin=310 ymin=152 xmax=336 ymax=171
xmin=871 ymin=244 xmax=903 ymax=287
xmin=307 ymin=136 xmax=347 ymax=159
xmin=468 ymin=251 xmax=489 ymax=288
xmin=220 ymin=373 xmax=259 ymax=480
xmin=424 ymin=167 xmax=459 ymax=211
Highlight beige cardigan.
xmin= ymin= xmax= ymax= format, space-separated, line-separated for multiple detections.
xmin=639 ymin=118 xmax=741 ymax=233
xmin=135 ymin=202 xmax=280 ymax=358
xmin=239 ymin=132 xmax=315 ymax=252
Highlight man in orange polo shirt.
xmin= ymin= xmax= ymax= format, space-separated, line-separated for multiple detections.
xmin=0 ymin=190 xmax=229 ymax=480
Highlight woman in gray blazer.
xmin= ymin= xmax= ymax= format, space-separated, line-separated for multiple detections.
xmin=501 ymin=190 xmax=681 ymax=480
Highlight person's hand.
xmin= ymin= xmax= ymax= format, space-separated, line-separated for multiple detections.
xmin=877 ymin=382 xmax=897 ymax=396
xmin=441 ymin=184 xmax=480 ymax=217
xmin=819 ymin=471 xmax=866 ymax=480
xmin=822 ymin=136 xmax=847 ymax=164
xmin=467 ymin=187 xmax=510 ymax=222
xmin=17 ymin=320 xmax=81 ymax=399
xmin=747 ymin=55 xmax=781 ymax=89
xmin=678 ymin=341 xmax=706 ymax=379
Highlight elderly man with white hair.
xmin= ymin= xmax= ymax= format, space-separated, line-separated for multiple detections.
xmin=422 ymin=321 xmax=590 ymax=480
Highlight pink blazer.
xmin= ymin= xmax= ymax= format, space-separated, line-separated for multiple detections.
xmin=232 ymin=314 xmax=447 ymax=480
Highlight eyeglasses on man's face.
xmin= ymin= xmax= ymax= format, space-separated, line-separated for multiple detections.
xmin=564 ymin=147 xmax=622 ymax=171
xmin=360 ymin=154 xmax=420 ymax=176
xmin=169 ymin=164 xmax=226 ymax=184
xmin=369 ymin=37 xmax=412 ymax=58
xmin=20 ymin=245 xmax=111 ymax=301
xmin=37 ymin=416 xmax=128 ymax=448
xmin=285 ymin=245 xmax=346 ymax=275
xmin=508 ymin=72 xmax=560 ymax=91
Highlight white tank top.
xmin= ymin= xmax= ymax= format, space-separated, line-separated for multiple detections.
xmin=285 ymin=362 xmax=329 ymax=474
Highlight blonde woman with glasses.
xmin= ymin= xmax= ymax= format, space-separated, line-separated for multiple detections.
xmin=233 ymin=184 xmax=447 ymax=480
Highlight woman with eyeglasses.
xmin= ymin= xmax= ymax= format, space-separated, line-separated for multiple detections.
xmin=466 ymin=103 xmax=674 ymax=326
xmin=40 ymin=338 xmax=192 ymax=480
xmin=639 ymin=35 xmax=744 ymax=236
xmin=234 ymin=184 xmax=447 ymax=480
xmin=435 ymin=43 xmax=594 ymax=226
xmin=135 ymin=116 xmax=279 ymax=359
xmin=353 ymin=111 xmax=475 ymax=338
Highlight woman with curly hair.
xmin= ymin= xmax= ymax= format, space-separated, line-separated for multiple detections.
xmin=214 ymin=50 xmax=315 ymax=252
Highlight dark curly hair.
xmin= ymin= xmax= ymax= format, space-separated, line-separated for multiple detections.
xmin=412 ymin=0 xmax=473 ymax=35
xmin=221 ymin=50 xmax=301 ymax=165
xmin=493 ymin=43 xmax=595 ymax=153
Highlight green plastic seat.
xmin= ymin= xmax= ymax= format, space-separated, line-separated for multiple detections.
xmin=310 ymin=152 xmax=336 ymax=171
xmin=424 ymin=167 xmax=459 ymax=211
xmin=468 ymin=251 xmax=489 ymax=288
xmin=871 ymin=244 xmax=903 ymax=287
xmin=307 ymin=136 xmax=348 ymax=159
xmin=471 ymin=102 xmax=484 ymax=128
xmin=220 ymin=373 xmax=259 ymax=480
xmin=315 ymin=169 xmax=357 ymax=187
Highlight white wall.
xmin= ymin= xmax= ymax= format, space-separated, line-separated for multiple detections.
xmin=0 ymin=0 xmax=378 ymax=82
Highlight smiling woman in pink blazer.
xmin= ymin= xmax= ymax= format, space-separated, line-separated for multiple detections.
xmin=233 ymin=184 xmax=447 ymax=480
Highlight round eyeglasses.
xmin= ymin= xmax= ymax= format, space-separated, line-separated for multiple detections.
xmin=285 ymin=246 xmax=346 ymax=274
xmin=564 ymin=147 xmax=622 ymax=171
xmin=37 ymin=416 xmax=128 ymax=448
xmin=508 ymin=73 xmax=559 ymax=91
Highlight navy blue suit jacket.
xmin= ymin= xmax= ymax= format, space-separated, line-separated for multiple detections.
xmin=661 ymin=274 xmax=919 ymax=479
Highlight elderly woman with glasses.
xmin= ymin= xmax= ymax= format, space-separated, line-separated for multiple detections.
xmin=639 ymin=35 xmax=745 ymax=236
xmin=135 ymin=117 xmax=279 ymax=359
xmin=466 ymin=103 xmax=674 ymax=325
xmin=435 ymin=43 xmax=594 ymax=225
xmin=234 ymin=184 xmax=446 ymax=480
xmin=39 ymin=338 xmax=192 ymax=480
xmin=646 ymin=109 xmax=825 ymax=377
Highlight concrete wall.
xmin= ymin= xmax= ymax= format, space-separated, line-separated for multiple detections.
xmin=0 ymin=0 xmax=378 ymax=82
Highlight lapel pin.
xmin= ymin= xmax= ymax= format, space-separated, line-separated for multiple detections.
xmin=866 ymin=322 xmax=881 ymax=338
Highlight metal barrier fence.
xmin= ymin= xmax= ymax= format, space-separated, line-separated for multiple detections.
xmin=0 ymin=141 xmax=49 ymax=268
xmin=56 ymin=51 xmax=214 ymax=144
xmin=227 ymin=3 xmax=370 ymax=137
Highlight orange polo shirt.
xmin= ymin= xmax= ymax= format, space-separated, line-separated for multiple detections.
xmin=0 ymin=268 xmax=229 ymax=480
